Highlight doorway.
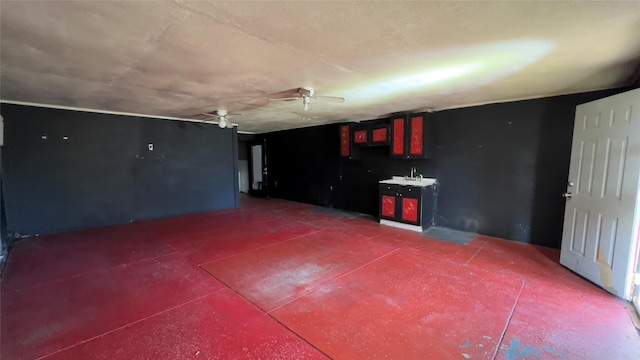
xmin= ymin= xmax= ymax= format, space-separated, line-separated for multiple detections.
xmin=249 ymin=139 xmax=268 ymax=198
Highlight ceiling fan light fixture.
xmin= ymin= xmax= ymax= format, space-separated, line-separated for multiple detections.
xmin=218 ymin=117 xmax=227 ymax=128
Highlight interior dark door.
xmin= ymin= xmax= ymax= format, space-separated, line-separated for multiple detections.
xmin=248 ymin=139 xmax=268 ymax=198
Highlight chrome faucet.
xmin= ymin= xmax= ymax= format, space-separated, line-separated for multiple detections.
xmin=410 ymin=167 xmax=416 ymax=178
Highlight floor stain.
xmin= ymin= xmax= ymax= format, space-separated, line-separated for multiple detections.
xmin=543 ymin=345 xmax=567 ymax=357
xmin=459 ymin=339 xmax=472 ymax=348
xmin=503 ymin=339 xmax=542 ymax=360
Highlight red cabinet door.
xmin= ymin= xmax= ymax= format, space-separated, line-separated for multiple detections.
xmin=401 ymin=197 xmax=419 ymax=223
xmin=409 ymin=116 xmax=423 ymax=156
xmin=390 ymin=115 xmax=429 ymax=159
xmin=340 ymin=125 xmax=350 ymax=157
xmin=381 ymin=195 xmax=396 ymax=218
xmin=392 ymin=118 xmax=405 ymax=156
xmin=372 ymin=127 xmax=388 ymax=144
xmin=354 ymin=129 xmax=368 ymax=144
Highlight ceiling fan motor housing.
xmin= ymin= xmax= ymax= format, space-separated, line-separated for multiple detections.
xmin=300 ymin=87 xmax=314 ymax=97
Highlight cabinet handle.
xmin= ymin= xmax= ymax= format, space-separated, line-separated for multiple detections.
xmin=408 ymin=188 xmax=412 ymax=192
xmin=399 ymin=194 xmax=403 ymax=197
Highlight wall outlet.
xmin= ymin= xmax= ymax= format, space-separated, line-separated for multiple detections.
xmin=148 ymin=143 xmax=154 ymax=151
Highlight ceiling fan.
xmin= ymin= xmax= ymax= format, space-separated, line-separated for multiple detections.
xmin=268 ymin=87 xmax=345 ymax=111
xmin=196 ymin=110 xmax=239 ymax=128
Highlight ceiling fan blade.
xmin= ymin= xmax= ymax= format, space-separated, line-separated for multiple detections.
xmin=188 ymin=113 xmax=216 ymax=120
xmin=266 ymin=88 xmax=304 ymax=100
xmin=313 ymin=95 xmax=345 ymax=103
xmin=268 ymin=97 xmax=300 ymax=102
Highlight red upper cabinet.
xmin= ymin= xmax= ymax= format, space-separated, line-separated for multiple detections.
xmin=392 ymin=117 xmax=405 ymax=156
xmin=351 ymin=122 xmax=389 ymax=147
xmin=369 ymin=124 xmax=390 ymax=145
xmin=353 ymin=129 xmax=368 ymax=145
xmin=390 ymin=114 xmax=432 ymax=159
xmin=409 ymin=116 xmax=424 ymax=156
xmin=371 ymin=126 xmax=389 ymax=144
xmin=339 ymin=123 xmax=360 ymax=159
xmin=340 ymin=124 xmax=351 ymax=157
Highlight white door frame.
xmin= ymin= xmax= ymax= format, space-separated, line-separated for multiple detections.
xmin=634 ymin=221 xmax=640 ymax=310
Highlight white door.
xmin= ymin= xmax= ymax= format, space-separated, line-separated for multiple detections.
xmin=251 ymin=144 xmax=263 ymax=190
xmin=560 ymin=88 xmax=640 ymax=300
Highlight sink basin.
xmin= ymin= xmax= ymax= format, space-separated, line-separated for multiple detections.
xmin=391 ymin=176 xmax=427 ymax=181
xmin=381 ymin=177 xmax=436 ymax=187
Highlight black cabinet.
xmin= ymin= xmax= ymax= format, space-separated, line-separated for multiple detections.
xmin=342 ymin=115 xmax=431 ymax=159
xmin=379 ymin=183 xmax=435 ymax=229
xmin=390 ymin=114 xmax=432 ymax=159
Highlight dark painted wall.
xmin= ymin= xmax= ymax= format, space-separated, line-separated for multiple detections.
xmin=433 ymin=90 xmax=622 ymax=247
xmin=0 ymin=104 xmax=238 ymax=235
xmin=263 ymin=88 xmax=630 ymax=248
xmin=265 ymin=120 xmax=437 ymax=214
xmin=238 ymin=133 xmax=256 ymax=161
xmin=266 ymin=124 xmax=340 ymax=208
xmin=238 ymin=140 xmax=248 ymax=161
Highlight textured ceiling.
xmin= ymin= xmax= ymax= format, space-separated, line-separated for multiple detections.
xmin=1 ymin=1 xmax=639 ymax=133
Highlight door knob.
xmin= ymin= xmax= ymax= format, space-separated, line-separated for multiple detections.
xmin=562 ymin=192 xmax=573 ymax=198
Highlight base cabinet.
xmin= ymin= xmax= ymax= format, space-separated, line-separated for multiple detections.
xmin=379 ymin=183 xmax=434 ymax=230
xmin=380 ymin=184 xmax=399 ymax=219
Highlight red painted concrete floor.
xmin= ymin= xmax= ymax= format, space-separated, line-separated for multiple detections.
xmin=2 ymin=196 xmax=638 ymax=359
